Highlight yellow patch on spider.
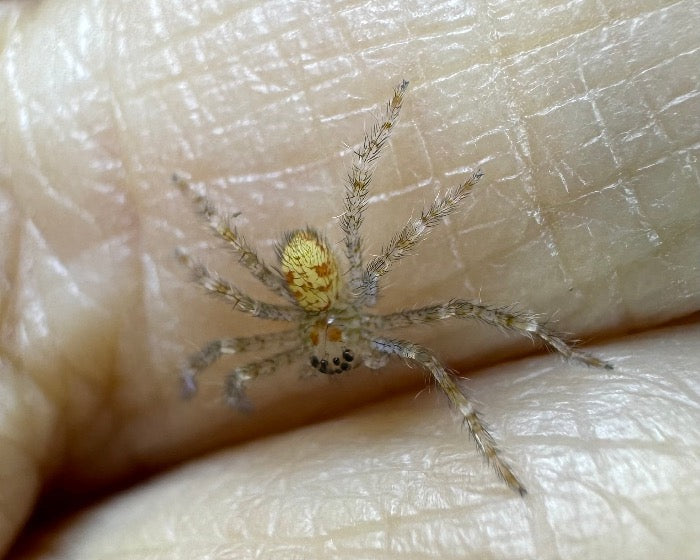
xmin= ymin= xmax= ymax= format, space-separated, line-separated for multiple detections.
xmin=281 ymin=229 xmax=340 ymax=312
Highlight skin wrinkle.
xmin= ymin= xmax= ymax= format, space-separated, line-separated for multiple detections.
xmin=1 ymin=0 xmax=699 ymax=558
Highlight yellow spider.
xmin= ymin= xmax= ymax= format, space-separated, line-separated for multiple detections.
xmin=174 ymin=81 xmax=611 ymax=495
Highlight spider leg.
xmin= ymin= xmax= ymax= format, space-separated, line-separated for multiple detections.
xmin=360 ymin=171 xmax=483 ymax=304
xmin=176 ymin=247 xmax=304 ymax=322
xmin=180 ymin=328 xmax=300 ymax=398
xmin=371 ymin=337 xmax=527 ymax=495
xmin=372 ymin=299 xmax=612 ymax=369
xmin=340 ymin=80 xmax=409 ymax=295
xmin=173 ymin=174 xmax=295 ymax=303
xmin=225 ymin=346 xmax=308 ymax=410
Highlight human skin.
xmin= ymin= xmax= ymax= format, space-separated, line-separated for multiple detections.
xmin=1 ymin=1 xmax=699 ymax=558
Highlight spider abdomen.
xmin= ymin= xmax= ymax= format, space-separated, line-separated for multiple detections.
xmin=280 ymin=229 xmax=340 ymax=312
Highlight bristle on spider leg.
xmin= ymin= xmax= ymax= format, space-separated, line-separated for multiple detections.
xmin=180 ymin=366 xmax=199 ymax=399
xmin=371 ymin=337 xmax=527 ymax=495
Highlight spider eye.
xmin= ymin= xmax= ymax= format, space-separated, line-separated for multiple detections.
xmin=280 ymin=229 xmax=340 ymax=312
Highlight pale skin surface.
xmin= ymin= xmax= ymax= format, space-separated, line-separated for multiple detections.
xmin=1 ymin=0 xmax=699 ymax=558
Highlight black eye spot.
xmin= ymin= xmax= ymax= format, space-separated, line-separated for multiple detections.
xmin=310 ymin=356 xmax=320 ymax=368
xmin=319 ymin=359 xmax=328 ymax=374
xmin=332 ymin=357 xmax=340 ymax=366
xmin=342 ymin=349 xmax=354 ymax=362
xmin=340 ymin=362 xmax=350 ymax=371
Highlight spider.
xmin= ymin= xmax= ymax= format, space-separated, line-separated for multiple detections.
xmin=173 ymin=80 xmax=612 ymax=495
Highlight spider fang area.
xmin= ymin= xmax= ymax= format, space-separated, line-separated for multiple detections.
xmin=310 ymin=348 xmax=354 ymax=375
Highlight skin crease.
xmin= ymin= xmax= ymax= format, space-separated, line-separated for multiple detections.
xmin=1 ymin=0 xmax=699 ymax=558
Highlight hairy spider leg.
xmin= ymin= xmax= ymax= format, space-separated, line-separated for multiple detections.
xmin=180 ymin=329 xmax=300 ymax=398
xmin=340 ymin=80 xmax=409 ymax=297
xmin=360 ymin=170 xmax=483 ymax=304
xmin=175 ymin=247 xmax=303 ymax=322
xmin=173 ymin=174 xmax=295 ymax=303
xmin=225 ymin=346 xmax=310 ymax=410
xmin=371 ymin=337 xmax=527 ymax=495
xmin=371 ymin=299 xmax=613 ymax=369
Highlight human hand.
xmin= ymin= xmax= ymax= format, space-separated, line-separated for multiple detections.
xmin=2 ymin=1 xmax=698 ymax=558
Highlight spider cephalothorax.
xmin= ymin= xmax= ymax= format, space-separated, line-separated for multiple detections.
xmin=174 ymin=80 xmax=611 ymax=495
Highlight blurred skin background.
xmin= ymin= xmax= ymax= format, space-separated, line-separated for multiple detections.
xmin=0 ymin=1 xmax=699 ymax=558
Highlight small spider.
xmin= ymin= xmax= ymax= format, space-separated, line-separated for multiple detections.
xmin=174 ymin=80 xmax=612 ymax=495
